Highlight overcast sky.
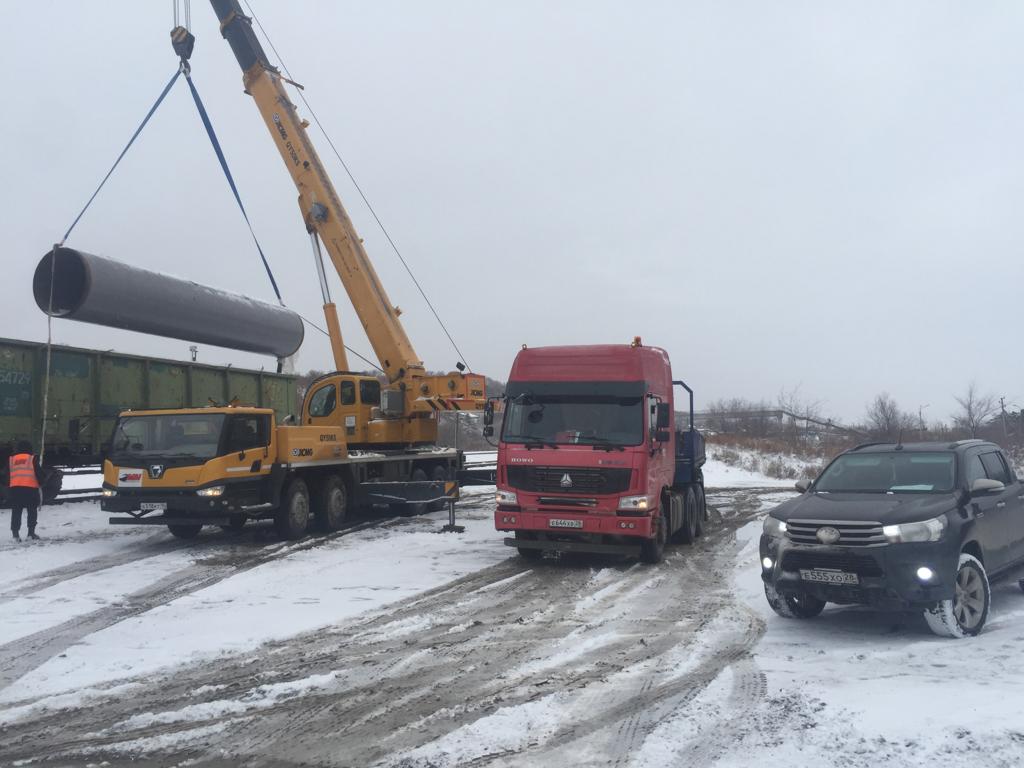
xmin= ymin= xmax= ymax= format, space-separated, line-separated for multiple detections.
xmin=4 ymin=1 xmax=1024 ymax=423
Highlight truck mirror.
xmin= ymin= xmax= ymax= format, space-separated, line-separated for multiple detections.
xmin=483 ymin=425 xmax=494 ymax=438
xmin=656 ymin=402 xmax=671 ymax=430
xmin=970 ymin=477 xmax=1004 ymax=495
xmin=483 ymin=400 xmax=494 ymax=426
xmin=655 ymin=428 xmax=671 ymax=443
xmin=795 ymin=479 xmax=810 ymax=493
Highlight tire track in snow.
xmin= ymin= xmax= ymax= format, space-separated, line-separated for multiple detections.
xmin=0 ymin=489 xmax=783 ymax=767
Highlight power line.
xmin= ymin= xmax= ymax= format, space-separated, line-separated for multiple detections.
xmin=241 ymin=0 xmax=473 ymax=373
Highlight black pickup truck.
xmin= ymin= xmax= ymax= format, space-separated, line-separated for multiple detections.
xmin=760 ymin=440 xmax=1024 ymax=637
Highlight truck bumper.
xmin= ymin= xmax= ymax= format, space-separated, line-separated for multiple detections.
xmin=503 ymin=536 xmax=641 ymax=557
xmin=760 ymin=534 xmax=959 ymax=608
xmin=495 ymin=508 xmax=653 ymax=538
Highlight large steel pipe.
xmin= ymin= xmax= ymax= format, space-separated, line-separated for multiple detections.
xmin=34 ymin=248 xmax=304 ymax=358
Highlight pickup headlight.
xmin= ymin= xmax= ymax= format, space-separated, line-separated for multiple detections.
xmin=882 ymin=515 xmax=946 ymax=544
xmin=197 ymin=485 xmax=226 ymax=497
xmin=102 ymin=489 xmax=117 ymax=497
xmin=763 ymin=516 xmax=787 ymax=538
xmin=618 ymin=495 xmax=651 ymax=512
xmin=496 ymin=489 xmax=518 ymax=505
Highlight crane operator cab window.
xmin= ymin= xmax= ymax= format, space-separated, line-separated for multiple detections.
xmin=360 ymin=379 xmax=381 ymax=406
xmin=308 ymin=384 xmax=337 ymax=420
xmin=340 ymin=380 xmax=356 ymax=406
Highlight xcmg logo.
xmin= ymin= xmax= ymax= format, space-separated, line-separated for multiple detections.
xmin=291 ymin=448 xmax=314 ymax=457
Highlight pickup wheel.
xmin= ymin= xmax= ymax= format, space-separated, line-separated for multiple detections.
xmin=167 ymin=523 xmax=202 ymax=539
xmin=314 ymin=475 xmax=347 ymax=533
xmin=924 ymin=553 xmax=990 ymax=638
xmin=764 ymin=583 xmax=826 ymax=619
xmin=514 ymin=531 xmax=543 ymax=561
xmin=640 ymin=516 xmax=667 ymax=564
xmin=275 ymin=478 xmax=311 ymax=540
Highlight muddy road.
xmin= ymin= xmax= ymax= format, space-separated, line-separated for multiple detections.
xmin=0 ymin=488 xmax=789 ymax=767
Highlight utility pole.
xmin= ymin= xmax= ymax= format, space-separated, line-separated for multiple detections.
xmin=918 ymin=404 xmax=929 ymax=438
xmin=999 ymin=397 xmax=1009 ymax=443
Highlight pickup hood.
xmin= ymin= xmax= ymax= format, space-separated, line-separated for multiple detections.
xmin=770 ymin=491 xmax=959 ymax=525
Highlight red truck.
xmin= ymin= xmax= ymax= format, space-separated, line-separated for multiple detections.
xmin=487 ymin=339 xmax=707 ymax=563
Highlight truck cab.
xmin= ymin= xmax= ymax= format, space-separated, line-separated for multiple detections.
xmin=493 ymin=341 xmax=706 ymax=563
xmin=101 ymin=407 xmax=280 ymax=521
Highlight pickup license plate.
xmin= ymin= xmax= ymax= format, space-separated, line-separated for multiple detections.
xmin=140 ymin=502 xmax=167 ymax=512
xmin=549 ymin=518 xmax=583 ymax=529
xmin=799 ymin=569 xmax=858 ymax=585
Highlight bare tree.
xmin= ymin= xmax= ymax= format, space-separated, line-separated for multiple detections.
xmin=953 ymin=383 xmax=998 ymax=438
xmin=865 ymin=392 xmax=912 ymax=440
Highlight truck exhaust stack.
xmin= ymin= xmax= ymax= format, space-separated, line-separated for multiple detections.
xmin=33 ymin=247 xmax=304 ymax=359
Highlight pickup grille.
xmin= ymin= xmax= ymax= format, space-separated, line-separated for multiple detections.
xmin=786 ymin=519 xmax=886 ymax=548
xmin=506 ymin=466 xmax=631 ymax=495
xmin=781 ymin=550 xmax=884 ymax=578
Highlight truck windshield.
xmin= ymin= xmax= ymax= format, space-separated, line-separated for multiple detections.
xmin=502 ymin=386 xmax=644 ymax=446
xmin=815 ymin=452 xmax=956 ymax=493
xmin=109 ymin=413 xmax=227 ymax=464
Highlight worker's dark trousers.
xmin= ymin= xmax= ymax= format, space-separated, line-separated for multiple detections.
xmin=9 ymin=487 xmax=40 ymax=535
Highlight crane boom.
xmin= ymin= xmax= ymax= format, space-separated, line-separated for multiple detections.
xmin=210 ymin=0 xmax=423 ymax=385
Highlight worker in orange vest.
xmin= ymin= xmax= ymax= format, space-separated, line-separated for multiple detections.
xmin=8 ymin=440 xmax=44 ymax=541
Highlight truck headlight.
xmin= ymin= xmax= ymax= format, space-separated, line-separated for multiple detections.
xmin=618 ymin=495 xmax=650 ymax=512
xmin=763 ymin=516 xmax=787 ymax=538
xmin=496 ymin=489 xmax=518 ymax=505
xmin=882 ymin=515 xmax=946 ymax=544
xmin=102 ymin=489 xmax=117 ymax=497
xmin=197 ymin=485 xmax=226 ymax=497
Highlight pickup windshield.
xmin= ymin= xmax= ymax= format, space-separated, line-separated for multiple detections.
xmin=109 ymin=413 xmax=226 ymax=464
xmin=502 ymin=383 xmax=644 ymax=446
xmin=815 ymin=452 xmax=956 ymax=493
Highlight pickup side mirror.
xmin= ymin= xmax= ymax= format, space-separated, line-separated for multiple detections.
xmin=795 ymin=479 xmax=810 ymax=493
xmin=655 ymin=402 xmax=671 ymax=430
xmin=970 ymin=478 xmax=1005 ymax=495
xmin=483 ymin=400 xmax=494 ymax=426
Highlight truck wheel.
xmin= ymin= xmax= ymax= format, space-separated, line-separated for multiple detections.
xmin=167 ymin=523 xmax=202 ymax=539
xmin=764 ymin=583 xmax=825 ymax=619
xmin=924 ymin=553 xmax=990 ymax=638
xmin=640 ymin=517 xmax=667 ymax=564
xmin=428 ymin=465 xmax=449 ymax=512
xmin=315 ymin=475 xmax=347 ymax=533
xmin=275 ymin=479 xmax=311 ymax=540
xmin=675 ymin=488 xmax=698 ymax=545
xmin=694 ymin=484 xmax=706 ymax=537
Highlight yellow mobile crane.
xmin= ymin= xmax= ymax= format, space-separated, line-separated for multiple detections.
xmin=101 ymin=2 xmax=485 ymax=539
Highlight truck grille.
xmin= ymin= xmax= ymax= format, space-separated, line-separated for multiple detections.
xmin=786 ymin=519 xmax=886 ymax=547
xmin=781 ymin=550 xmax=884 ymax=578
xmin=506 ymin=466 xmax=632 ymax=495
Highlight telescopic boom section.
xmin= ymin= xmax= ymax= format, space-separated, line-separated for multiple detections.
xmin=210 ymin=0 xmax=422 ymax=386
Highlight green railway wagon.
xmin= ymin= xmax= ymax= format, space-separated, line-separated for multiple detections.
xmin=0 ymin=337 xmax=297 ymax=468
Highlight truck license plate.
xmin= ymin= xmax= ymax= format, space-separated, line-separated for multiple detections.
xmin=140 ymin=502 xmax=168 ymax=511
xmin=549 ymin=518 xmax=583 ymax=529
xmin=799 ymin=569 xmax=858 ymax=585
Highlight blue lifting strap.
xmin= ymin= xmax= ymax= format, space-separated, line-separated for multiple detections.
xmin=61 ymin=69 xmax=182 ymax=244
xmin=184 ymin=72 xmax=284 ymax=304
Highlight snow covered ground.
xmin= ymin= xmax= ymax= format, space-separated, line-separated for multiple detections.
xmin=2 ymin=456 xmax=1023 ymax=766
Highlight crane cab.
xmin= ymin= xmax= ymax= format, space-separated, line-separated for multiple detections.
xmin=303 ymin=373 xmax=382 ymax=442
